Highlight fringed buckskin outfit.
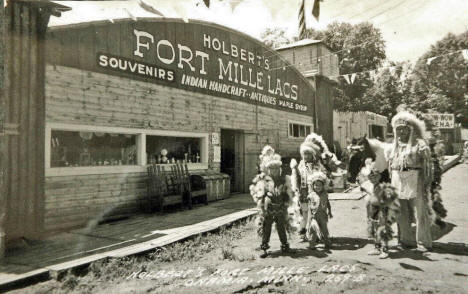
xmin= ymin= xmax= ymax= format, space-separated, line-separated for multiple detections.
xmin=249 ymin=146 xmax=295 ymax=255
xmin=305 ymin=171 xmax=332 ymax=249
xmin=368 ymin=182 xmax=400 ymax=256
xmin=358 ymin=160 xmax=400 ymax=258
xmin=389 ymin=111 xmax=434 ymax=250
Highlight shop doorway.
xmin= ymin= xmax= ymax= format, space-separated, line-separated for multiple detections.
xmin=220 ymin=129 xmax=244 ymax=193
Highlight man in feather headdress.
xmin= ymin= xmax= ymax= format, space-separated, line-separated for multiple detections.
xmin=388 ymin=111 xmax=434 ymax=253
xmin=290 ymin=133 xmax=340 ymax=241
xmin=249 ymin=145 xmax=297 ymax=258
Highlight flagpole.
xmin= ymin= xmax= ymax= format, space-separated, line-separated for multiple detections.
xmin=298 ymin=0 xmax=306 ymax=40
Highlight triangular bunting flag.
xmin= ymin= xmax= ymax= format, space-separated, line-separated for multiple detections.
xmin=426 ymin=56 xmax=438 ymax=65
xmin=229 ymin=0 xmax=241 ymax=12
xmin=203 ymin=0 xmax=210 ymax=8
xmin=137 ymin=0 xmax=164 ymax=16
xmin=343 ymin=74 xmax=351 ymax=85
xmin=462 ymin=49 xmax=468 ymax=61
xmin=350 ymin=73 xmax=357 ymax=84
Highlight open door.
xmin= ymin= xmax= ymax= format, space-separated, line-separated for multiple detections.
xmin=220 ymin=129 xmax=244 ymax=193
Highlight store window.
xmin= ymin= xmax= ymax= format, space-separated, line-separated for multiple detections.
xmin=289 ymin=122 xmax=312 ymax=138
xmin=146 ymin=135 xmax=202 ymax=164
xmin=50 ymin=130 xmax=137 ymax=167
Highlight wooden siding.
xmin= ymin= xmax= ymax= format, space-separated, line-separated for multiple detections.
xmin=333 ymin=111 xmax=388 ymax=149
xmin=44 ymin=65 xmax=314 ymax=233
xmin=277 ymin=44 xmax=339 ymax=78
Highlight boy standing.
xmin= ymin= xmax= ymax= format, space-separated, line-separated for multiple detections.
xmin=250 ymin=146 xmax=294 ymax=258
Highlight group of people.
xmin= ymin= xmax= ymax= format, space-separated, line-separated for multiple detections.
xmin=249 ymin=133 xmax=341 ymax=258
xmin=249 ymin=109 xmax=446 ymax=259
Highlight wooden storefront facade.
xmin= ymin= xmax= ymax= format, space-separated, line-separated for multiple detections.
xmin=37 ymin=18 xmax=321 ymax=235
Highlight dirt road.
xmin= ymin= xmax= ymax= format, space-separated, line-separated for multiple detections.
xmin=12 ymin=163 xmax=468 ymax=294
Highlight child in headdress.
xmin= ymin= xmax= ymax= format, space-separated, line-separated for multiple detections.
xmin=306 ymin=171 xmax=332 ymax=251
xmin=250 ymin=145 xmax=296 ymax=258
xmin=360 ymin=160 xmax=400 ymax=258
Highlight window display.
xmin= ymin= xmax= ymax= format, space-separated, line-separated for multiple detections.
xmin=50 ymin=130 xmax=137 ymax=167
xmin=146 ymin=135 xmax=201 ymax=164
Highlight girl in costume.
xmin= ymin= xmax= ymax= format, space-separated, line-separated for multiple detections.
xmin=305 ymin=171 xmax=333 ymax=251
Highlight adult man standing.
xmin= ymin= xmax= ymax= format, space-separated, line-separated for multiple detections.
xmin=388 ymin=111 xmax=433 ymax=253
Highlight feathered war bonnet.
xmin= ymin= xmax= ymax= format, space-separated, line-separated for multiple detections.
xmin=391 ymin=111 xmax=427 ymax=142
xmin=309 ymin=170 xmax=328 ymax=185
xmin=300 ymin=133 xmax=328 ymax=157
xmin=259 ymin=145 xmax=282 ymax=172
xmin=390 ymin=110 xmax=429 ymax=170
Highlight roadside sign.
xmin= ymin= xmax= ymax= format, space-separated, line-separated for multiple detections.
xmin=422 ymin=113 xmax=455 ymax=129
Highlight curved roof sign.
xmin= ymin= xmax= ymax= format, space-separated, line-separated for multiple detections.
xmin=48 ymin=18 xmax=315 ymax=115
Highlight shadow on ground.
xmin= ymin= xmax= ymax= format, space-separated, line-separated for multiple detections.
xmin=432 ymin=222 xmax=456 ymax=241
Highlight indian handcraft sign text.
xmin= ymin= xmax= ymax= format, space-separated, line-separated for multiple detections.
xmin=97 ymin=25 xmax=307 ymax=113
xmin=47 ymin=19 xmax=314 ymax=115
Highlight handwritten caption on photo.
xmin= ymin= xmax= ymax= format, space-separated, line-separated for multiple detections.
xmin=127 ymin=264 xmax=366 ymax=287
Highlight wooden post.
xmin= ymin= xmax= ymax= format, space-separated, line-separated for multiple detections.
xmin=0 ymin=0 xmax=7 ymax=259
xmin=0 ymin=0 xmax=69 ymax=259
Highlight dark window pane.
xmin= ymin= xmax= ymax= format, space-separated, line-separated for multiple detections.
xmin=293 ymin=124 xmax=299 ymax=137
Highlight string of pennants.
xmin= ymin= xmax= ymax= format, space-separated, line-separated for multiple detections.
xmin=336 ymin=48 xmax=468 ymax=85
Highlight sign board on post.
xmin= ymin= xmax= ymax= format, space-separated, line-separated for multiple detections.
xmin=213 ymin=146 xmax=221 ymax=163
xmin=422 ymin=113 xmax=455 ymax=129
xmin=211 ymin=132 xmax=219 ymax=145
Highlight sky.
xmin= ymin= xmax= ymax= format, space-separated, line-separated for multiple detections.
xmin=50 ymin=0 xmax=468 ymax=62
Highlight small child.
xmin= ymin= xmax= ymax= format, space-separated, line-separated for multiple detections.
xmin=250 ymin=145 xmax=295 ymax=258
xmin=306 ymin=171 xmax=332 ymax=251
xmin=365 ymin=169 xmax=400 ymax=259
xmin=358 ymin=160 xmax=399 ymax=258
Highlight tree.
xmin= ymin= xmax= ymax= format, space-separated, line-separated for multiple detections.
xmin=260 ymin=27 xmax=291 ymax=49
xmin=358 ymin=61 xmax=421 ymax=119
xmin=407 ymin=31 xmax=468 ymax=127
xmin=361 ymin=64 xmax=404 ymax=119
xmin=302 ymin=22 xmax=387 ymax=112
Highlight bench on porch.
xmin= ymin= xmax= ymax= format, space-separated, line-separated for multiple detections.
xmin=146 ymin=163 xmax=208 ymax=212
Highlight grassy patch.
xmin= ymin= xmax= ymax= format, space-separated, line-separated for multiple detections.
xmin=49 ymin=217 xmax=257 ymax=292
